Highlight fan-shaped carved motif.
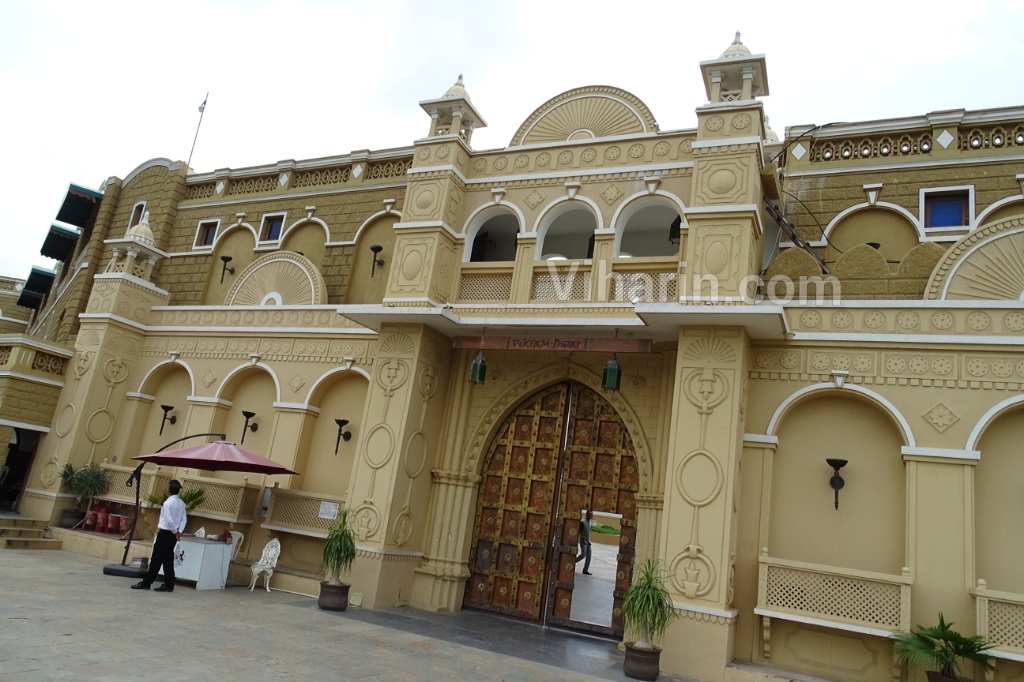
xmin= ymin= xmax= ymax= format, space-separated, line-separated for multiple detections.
xmin=510 ymin=86 xmax=659 ymax=146
xmin=928 ymin=217 xmax=1024 ymax=300
xmin=681 ymin=338 xmax=736 ymax=365
xmin=225 ymin=252 xmax=326 ymax=306
xmin=379 ymin=334 xmax=416 ymax=356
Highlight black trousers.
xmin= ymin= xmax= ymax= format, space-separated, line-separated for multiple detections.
xmin=143 ymin=529 xmax=177 ymax=588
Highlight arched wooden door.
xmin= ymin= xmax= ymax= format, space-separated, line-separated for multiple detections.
xmin=464 ymin=381 xmax=639 ymax=637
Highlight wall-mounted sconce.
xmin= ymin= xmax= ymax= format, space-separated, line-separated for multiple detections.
xmin=826 ymin=458 xmax=848 ymax=510
xmin=159 ymin=404 xmax=176 ymax=436
xmin=220 ymin=255 xmax=235 ymax=284
xmin=334 ymin=419 xmax=352 ymax=455
xmin=240 ymin=410 xmax=258 ymax=445
xmin=369 ymin=245 xmax=385 ymax=277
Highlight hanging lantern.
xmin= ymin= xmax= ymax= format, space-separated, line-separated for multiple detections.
xmin=669 ymin=216 xmax=682 ymax=245
xmin=602 ymin=354 xmax=621 ymax=391
xmin=469 ymin=350 xmax=487 ymax=385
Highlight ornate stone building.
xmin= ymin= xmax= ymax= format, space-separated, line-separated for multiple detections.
xmin=4 ymin=35 xmax=1024 ymax=681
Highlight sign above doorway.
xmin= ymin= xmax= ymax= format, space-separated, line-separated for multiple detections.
xmin=453 ymin=336 xmax=652 ymax=353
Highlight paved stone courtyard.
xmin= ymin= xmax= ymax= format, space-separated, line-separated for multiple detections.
xmin=0 ymin=550 xmax=692 ymax=682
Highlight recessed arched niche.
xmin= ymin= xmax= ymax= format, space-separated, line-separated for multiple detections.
xmin=203 ymin=225 xmax=257 ymax=305
xmin=280 ymin=221 xmax=326 ymax=269
xmin=976 ymin=405 xmax=1024 ymax=593
xmin=618 ymin=201 xmax=681 ymax=257
xmin=539 ymin=208 xmax=597 ymax=260
xmin=136 ymin=364 xmax=192 ymax=457
xmin=469 ymin=211 xmax=519 ymax=263
xmin=294 ymin=371 xmax=369 ymax=498
xmin=825 ymin=207 xmax=920 ymax=271
xmin=347 ymin=215 xmax=398 ymax=305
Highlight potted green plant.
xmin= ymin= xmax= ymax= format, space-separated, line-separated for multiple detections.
xmin=147 ymin=487 xmax=206 ymax=512
xmin=318 ymin=508 xmax=356 ymax=611
xmin=621 ymin=557 xmax=676 ymax=681
xmin=58 ymin=463 xmax=112 ymax=527
xmin=892 ymin=613 xmax=994 ymax=682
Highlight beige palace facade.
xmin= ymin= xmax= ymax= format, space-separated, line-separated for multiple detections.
xmin=4 ymin=36 xmax=1024 ymax=682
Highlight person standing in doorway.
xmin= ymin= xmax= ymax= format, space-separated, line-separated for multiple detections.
xmin=576 ymin=509 xmax=593 ymax=575
xmin=132 ymin=479 xmax=186 ymax=592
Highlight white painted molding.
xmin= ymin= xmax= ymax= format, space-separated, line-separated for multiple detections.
xmin=967 ymin=394 xmax=1024 ymax=451
xmin=691 ymin=135 xmax=762 ymax=149
xmin=743 ymin=433 xmax=779 ymax=445
xmin=901 ymin=446 xmax=980 ymax=461
xmin=125 ymin=392 xmax=156 ymax=402
xmin=303 ymin=365 xmax=371 ymax=405
xmin=136 ymin=359 xmax=197 ymax=397
xmin=272 ymin=402 xmax=321 ymax=414
xmin=765 ymin=382 xmax=916 ymax=447
xmin=0 ymin=335 xmax=74 ymax=357
xmin=0 ymin=418 xmax=50 ymax=433
xmin=215 ymin=362 xmax=282 ymax=403
xmin=187 ymin=395 xmax=234 ymax=407
xmin=753 ymin=608 xmax=896 ymax=639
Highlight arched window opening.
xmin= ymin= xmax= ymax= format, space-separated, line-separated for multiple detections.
xmin=620 ymin=205 xmax=680 ymax=257
xmin=541 ymin=209 xmax=596 ymax=260
xmin=470 ymin=214 xmax=519 ymax=262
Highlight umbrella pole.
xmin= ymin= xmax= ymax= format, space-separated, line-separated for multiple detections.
xmin=120 ymin=432 xmax=226 ymax=566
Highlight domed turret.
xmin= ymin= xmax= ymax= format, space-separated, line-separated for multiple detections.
xmin=419 ymin=74 xmax=487 ymax=144
xmin=720 ymin=31 xmax=751 ymax=60
xmin=699 ymin=32 xmax=769 ymax=103
xmin=764 ymin=116 xmax=780 ymax=142
xmin=127 ymin=210 xmax=155 ymax=246
xmin=444 ymin=74 xmax=471 ymax=101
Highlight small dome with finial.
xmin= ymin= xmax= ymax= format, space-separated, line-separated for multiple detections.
xmin=444 ymin=74 xmax=471 ymax=101
xmin=127 ymin=210 xmax=155 ymax=246
xmin=720 ymin=31 xmax=752 ymax=60
xmin=764 ymin=116 xmax=779 ymax=142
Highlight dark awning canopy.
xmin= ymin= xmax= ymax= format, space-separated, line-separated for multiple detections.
xmin=17 ymin=266 xmax=56 ymax=310
xmin=40 ymin=224 xmax=80 ymax=261
xmin=54 ymin=183 xmax=103 ymax=229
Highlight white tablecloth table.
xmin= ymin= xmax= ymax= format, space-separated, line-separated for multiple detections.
xmin=157 ymin=536 xmax=232 ymax=590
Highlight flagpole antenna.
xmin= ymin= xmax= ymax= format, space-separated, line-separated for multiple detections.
xmin=187 ymin=92 xmax=208 ymax=168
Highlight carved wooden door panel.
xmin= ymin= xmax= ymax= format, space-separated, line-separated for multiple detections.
xmin=546 ymin=383 xmax=639 ymax=637
xmin=465 ymin=384 xmax=568 ymax=620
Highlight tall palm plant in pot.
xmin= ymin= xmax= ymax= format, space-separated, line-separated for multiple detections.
xmin=318 ymin=509 xmax=356 ymax=611
xmin=892 ymin=613 xmax=994 ymax=682
xmin=621 ymin=557 xmax=676 ymax=681
xmin=59 ymin=463 xmax=111 ymax=527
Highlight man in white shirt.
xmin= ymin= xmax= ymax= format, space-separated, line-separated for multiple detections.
xmin=131 ymin=479 xmax=187 ymax=592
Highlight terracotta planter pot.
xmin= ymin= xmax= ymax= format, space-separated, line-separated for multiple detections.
xmin=624 ymin=642 xmax=661 ymax=681
xmin=318 ymin=582 xmax=351 ymax=611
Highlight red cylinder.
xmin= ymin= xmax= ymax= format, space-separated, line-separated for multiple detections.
xmin=84 ymin=510 xmax=97 ymax=530
xmin=106 ymin=514 xmax=120 ymax=533
xmin=119 ymin=515 xmax=132 ymax=533
xmin=95 ymin=510 xmax=108 ymax=532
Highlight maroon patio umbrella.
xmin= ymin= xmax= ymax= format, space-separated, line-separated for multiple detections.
xmin=132 ymin=440 xmax=298 ymax=475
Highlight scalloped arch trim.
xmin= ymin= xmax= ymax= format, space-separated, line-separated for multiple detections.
xmin=510 ymin=86 xmax=659 ymax=147
xmin=225 ymin=251 xmax=327 ymax=306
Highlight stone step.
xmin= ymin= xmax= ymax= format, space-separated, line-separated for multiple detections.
xmin=0 ymin=526 xmax=46 ymax=538
xmin=1 ymin=537 xmax=63 ymax=550
xmin=0 ymin=517 xmax=47 ymax=530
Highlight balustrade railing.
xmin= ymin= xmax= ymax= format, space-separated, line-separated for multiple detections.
xmin=973 ymin=580 xmax=1024 ymax=662
xmin=756 ymin=552 xmax=912 ymax=644
xmin=262 ymin=487 xmax=346 ymax=538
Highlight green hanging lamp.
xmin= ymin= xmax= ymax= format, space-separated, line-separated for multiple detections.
xmin=469 ymin=350 xmax=487 ymax=385
xmin=669 ymin=215 xmax=682 ymax=245
xmin=602 ymin=353 xmax=621 ymax=391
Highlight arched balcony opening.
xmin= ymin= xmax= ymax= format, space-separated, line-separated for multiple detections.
xmin=618 ymin=205 xmax=681 ymax=258
xmin=469 ymin=213 xmax=519 ymax=262
xmin=540 ymin=208 xmax=596 ymax=260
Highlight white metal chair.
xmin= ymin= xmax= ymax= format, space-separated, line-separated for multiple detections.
xmin=229 ymin=530 xmax=245 ymax=560
xmin=194 ymin=527 xmax=206 ymax=538
xmin=248 ymin=538 xmax=281 ymax=592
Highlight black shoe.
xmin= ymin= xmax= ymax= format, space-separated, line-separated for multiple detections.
xmin=153 ymin=585 xmax=173 ymax=592
xmin=582 ymin=571 xmax=592 ymax=575
xmin=130 ymin=581 xmax=150 ymax=590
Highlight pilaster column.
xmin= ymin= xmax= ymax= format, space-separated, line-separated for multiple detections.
xmin=658 ymin=327 xmax=749 ymax=682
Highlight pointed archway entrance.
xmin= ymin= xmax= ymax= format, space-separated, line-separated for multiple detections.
xmin=464 ymin=381 xmax=639 ymax=637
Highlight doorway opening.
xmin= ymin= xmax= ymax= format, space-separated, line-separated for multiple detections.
xmin=0 ymin=428 xmax=41 ymax=512
xmin=463 ymin=381 xmax=639 ymax=638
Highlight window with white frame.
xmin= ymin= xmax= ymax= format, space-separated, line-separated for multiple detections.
xmin=128 ymin=202 xmax=146 ymax=228
xmin=921 ymin=186 xmax=974 ymax=231
xmin=260 ymin=213 xmax=286 ymax=241
xmin=194 ymin=219 xmax=220 ymax=248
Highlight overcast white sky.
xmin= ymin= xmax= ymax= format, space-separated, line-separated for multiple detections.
xmin=1 ymin=1 xmax=1022 ymax=282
